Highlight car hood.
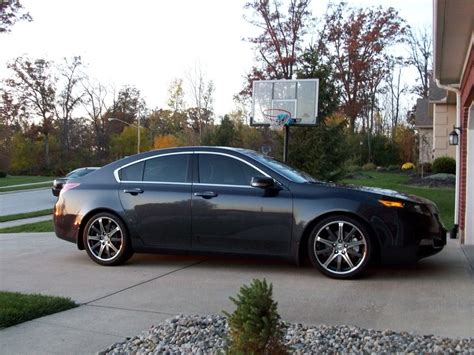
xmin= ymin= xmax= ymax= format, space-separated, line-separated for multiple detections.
xmin=319 ymin=182 xmax=436 ymax=205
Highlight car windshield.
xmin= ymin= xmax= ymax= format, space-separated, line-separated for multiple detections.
xmin=245 ymin=151 xmax=318 ymax=183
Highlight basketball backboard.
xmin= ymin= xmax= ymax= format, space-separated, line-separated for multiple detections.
xmin=250 ymin=79 xmax=319 ymax=126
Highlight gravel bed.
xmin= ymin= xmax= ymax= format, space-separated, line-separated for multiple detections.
xmin=101 ymin=314 xmax=474 ymax=354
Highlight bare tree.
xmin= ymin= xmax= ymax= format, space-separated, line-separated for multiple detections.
xmin=56 ymin=56 xmax=84 ymax=153
xmin=406 ymin=26 xmax=432 ymax=98
xmin=81 ymin=78 xmax=110 ymax=158
xmin=186 ymin=64 xmax=214 ymax=142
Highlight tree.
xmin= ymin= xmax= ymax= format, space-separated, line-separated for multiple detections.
xmin=322 ymin=3 xmax=406 ymax=132
xmin=167 ymin=78 xmax=185 ymax=112
xmin=186 ymin=65 xmax=214 ymax=142
xmin=0 ymin=0 xmax=32 ymax=33
xmin=147 ymin=109 xmax=186 ymax=137
xmin=110 ymin=126 xmax=151 ymax=158
xmin=240 ymin=0 xmax=312 ymax=96
xmin=81 ymin=78 xmax=111 ymax=160
xmin=211 ymin=115 xmax=236 ymax=146
xmin=6 ymin=57 xmax=57 ymax=168
xmin=406 ymin=26 xmax=432 ymax=98
xmin=55 ymin=56 xmax=84 ymax=153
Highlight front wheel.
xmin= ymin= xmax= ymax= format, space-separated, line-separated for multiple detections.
xmin=83 ymin=212 xmax=133 ymax=266
xmin=308 ymin=215 xmax=372 ymax=279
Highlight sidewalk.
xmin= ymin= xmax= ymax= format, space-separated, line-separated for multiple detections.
xmin=0 ymin=215 xmax=52 ymax=229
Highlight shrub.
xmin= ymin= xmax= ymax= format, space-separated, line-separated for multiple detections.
xmin=0 ymin=171 xmax=6 ymax=178
xmin=224 ymin=279 xmax=288 ymax=355
xmin=401 ymin=162 xmax=415 ymax=171
xmin=346 ymin=164 xmax=361 ymax=173
xmin=432 ymin=156 xmax=456 ymax=175
xmin=362 ymin=163 xmax=376 ymax=171
xmin=387 ymin=164 xmax=400 ymax=171
xmin=418 ymin=162 xmax=432 ymax=174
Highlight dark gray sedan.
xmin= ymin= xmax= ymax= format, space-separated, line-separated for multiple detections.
xmin=53 ymin=147 xmax=446 ymax=279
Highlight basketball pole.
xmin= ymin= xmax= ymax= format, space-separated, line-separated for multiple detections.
xmin=283 ymin=125 xmax=290 ymax=162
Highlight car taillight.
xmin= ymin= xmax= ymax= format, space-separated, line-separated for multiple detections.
xmin=61 ymin=182 xmax=80 ymax=195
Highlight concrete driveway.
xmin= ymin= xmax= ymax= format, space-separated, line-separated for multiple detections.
xmin=0 ymin=233 xmax=473 ymax=354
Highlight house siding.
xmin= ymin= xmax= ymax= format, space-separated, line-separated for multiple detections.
xmin=459 ymin=45 xmax=474 ymax=243
xmin=433 ymin=103 xmax=457 ymax=159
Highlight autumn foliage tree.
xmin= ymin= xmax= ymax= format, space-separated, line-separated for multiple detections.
xmin=0 ymin=0 xmax=32 ymax=33
xmin=321 ymin=2 xmax=406 ymax=132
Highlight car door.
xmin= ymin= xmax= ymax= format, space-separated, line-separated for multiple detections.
xmin=191 ymin=152 xmax=293 ymax=256
xmin=118 ymin=152 xmax=192 ymax=249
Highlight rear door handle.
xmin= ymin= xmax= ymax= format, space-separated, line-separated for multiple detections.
xmin=123 ymin=188 xmax=144 ymax=195
xmin=194 ymin=191 xmax=218 ymax=199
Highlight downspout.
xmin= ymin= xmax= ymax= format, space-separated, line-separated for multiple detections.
xmin=435 ymin=79 xmax=460 ymax=238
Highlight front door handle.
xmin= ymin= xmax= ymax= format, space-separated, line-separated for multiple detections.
xmin=123 ymin=188 xmax=144 ymax=195
xmin=194 ymin=191 xmax=218 ymax=199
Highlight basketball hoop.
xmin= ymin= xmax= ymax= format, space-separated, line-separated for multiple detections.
xmin=262 ymin=108 xmax=298 ymax=126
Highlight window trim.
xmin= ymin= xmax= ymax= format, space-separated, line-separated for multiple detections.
xmin=114 ymin=152 xmax=192 ymax=184
xmin=113 ymin=150 xmax=281 ymax=188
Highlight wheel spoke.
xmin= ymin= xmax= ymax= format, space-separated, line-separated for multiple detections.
xmin=347 ymin=249 xmax=362 ymax=258
xmin=347 ymin=240 xmax=365 ymax=249
xmin=342 ymin=254 xmax=355 ymax=269
xmin=317 ymin=236 xmax=334 ymax=247
xmin=324 ymin=253 xmax=337 ymax=267
xmin=110 ymin=236 xmax=121 ymax=242
xmin=88 ymin=235 xmax=101 ymax=241
xmin=316 ymin=247 xmax=332 ymax=255
xmin=98 ymin=219 xmax=106 ymax=234
xmin=325 ymin=227 xmax=337 ymax=240
xmin=109 ymin=243 xmax=118 ymax=253
xmin=108 ymin=226 xmax=120 ymax=237
xmin=90 ymin=241 xmax=101 ymax=250
xmin=98 ymin=244 xmax=105 ymax=258
xmin=336 ymin=255 xmax=342 ymax=271
xmin=337 ymin=222 xmax=344 ymax=241
xmin=343 ymin=227 xmax=356 ymax=242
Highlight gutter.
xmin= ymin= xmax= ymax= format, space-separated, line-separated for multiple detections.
xmin=435 ymin=79 xmax=461 ymax=239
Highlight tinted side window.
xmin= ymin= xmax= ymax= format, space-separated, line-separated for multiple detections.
xmin=199 ymin=154 xmax=264 ymax=186
xmin=143 ymin=154 xmax=189 ymax=183
xmin=120 ymin=161 xmax=144 ymax=181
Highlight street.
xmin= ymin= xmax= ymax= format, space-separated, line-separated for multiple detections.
xmin=0 ymin=188 xmax=56 ymax=216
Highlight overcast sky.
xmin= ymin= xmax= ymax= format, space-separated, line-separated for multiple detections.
xmin=0 ymin=0 xmax=432 ymax=118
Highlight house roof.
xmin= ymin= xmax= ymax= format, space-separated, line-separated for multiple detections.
xmin=433 ymin=0 xmax=474 ymax=85
xmin=415 ymin=98 xmax=433 ymax=128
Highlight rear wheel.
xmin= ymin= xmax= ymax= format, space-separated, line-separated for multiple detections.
xmin=308 ymin=215 xmax=372 ymax=279
xmin=83 ymin=212 xmax=133 ymax=266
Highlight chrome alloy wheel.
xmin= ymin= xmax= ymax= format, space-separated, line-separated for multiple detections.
xmin=86 ymin=216 xmax=123 ymax=262
xmin=313 ymin=221 xmax=367 ymax=275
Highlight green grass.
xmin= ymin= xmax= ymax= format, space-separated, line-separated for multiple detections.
xmin=0 ymin=220 xmax=54 ymax=233
xmin=0 ymin=182 xmax=52 ymax=193
xmin=0 ymin=209 xmax=53 ymax=223
xmin=342 ymin=171 xmax=455 ymax=229
xmin=0 ymin=291 xmax=77 ymax=329
xmin=0 ymin=175 xmax=52 ymax=188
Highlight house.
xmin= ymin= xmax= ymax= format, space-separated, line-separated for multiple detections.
xmin=433 ymin=0 xmax=474 ymax=244
xmin=414 ymin=75 xmax=457 ymax=165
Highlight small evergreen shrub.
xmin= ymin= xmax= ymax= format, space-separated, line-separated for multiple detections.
xmin=418 ymin=162 xmax=432 ymax=173
xmin=387 ymin=165 xmax=400 ymax=171
xmin=432 ymin=156 xmax=456 ymax=175
xmin=224 ymin=279 xmax=288 ymax=355
xmin=0 ymin=171 xmax=6 ymax=178
xmin=346 ymin=164 xmax=361 ymax=173
xmin=362 ymin=163 xmax=376 ymax=171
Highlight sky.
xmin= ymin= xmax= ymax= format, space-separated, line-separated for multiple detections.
xmin=0 ymin=0 xmax=432 ymax=118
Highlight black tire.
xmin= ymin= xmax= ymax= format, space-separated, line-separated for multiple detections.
xmin=308 ymin=215 xmax=372 ymax=279
xmin=83 ymin=212 xmax=133 ymax=266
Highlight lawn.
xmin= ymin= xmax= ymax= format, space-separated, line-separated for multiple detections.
xmin=0 ymin=175 xmax=53 ymax=188
xmin=0 ymin=220 xmax=54 ymax=233
xmin=0 ymin=209 xmax=52 ymax=223
xmin=0 ymin=291 xmax=77 ymax=328
xmin=342 ymin=171 xmax=455 ymax=229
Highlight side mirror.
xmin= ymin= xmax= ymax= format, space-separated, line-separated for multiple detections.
xmin=251 ymin=176 xmax=275 ymax=189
